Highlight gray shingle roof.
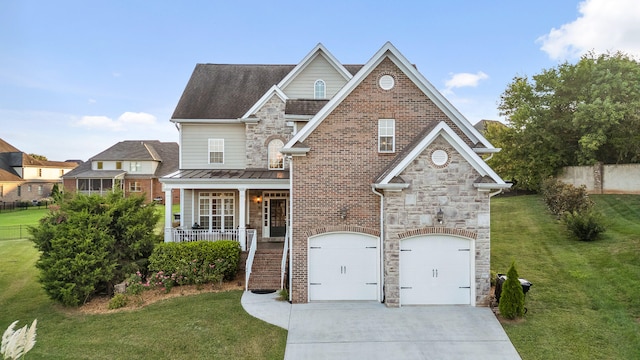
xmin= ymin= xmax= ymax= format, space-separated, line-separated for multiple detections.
xmin=285 ymin=100 xmax=330 ymax=115
xmin=63 ymin=141 xmax=179 ymax=178
xmin=171 ymin=64 xmax=364 ymax=120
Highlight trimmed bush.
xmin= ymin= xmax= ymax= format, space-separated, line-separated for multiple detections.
xmin=541 ymin=178 xmax=593 ymax=216
xmin=498 ymin=262 xmax=525 ymax=320
xmin=108 ymin=293 xmax=129 ymax=309
xmin=562 ymin=210 xmax=607 ymax=241
xmin=149 ymin=240 xmax=240 ymax=281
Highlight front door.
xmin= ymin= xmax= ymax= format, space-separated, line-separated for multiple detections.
xmin=269 ymin=199 xmax=286 ymax=237
xmin=262 ymin=192 xmax=289 ymax=238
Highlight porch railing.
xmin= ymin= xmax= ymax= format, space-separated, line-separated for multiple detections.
xmin=244 ymin=230 xmax=258 ymax=291
xmin=280 ymin=227 xmax=289 ymax=290
xmin=166 ymin=228 xmax=255 ymax=251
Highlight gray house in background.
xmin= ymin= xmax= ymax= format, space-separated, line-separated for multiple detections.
xmin=62 ymin=140 xmax=179 ymax=203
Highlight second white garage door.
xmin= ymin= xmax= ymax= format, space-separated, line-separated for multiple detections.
xmin=400 ymin=235 xmax=472 ymax=305
xmin=308 ymin=232 xmax=379 ymax=301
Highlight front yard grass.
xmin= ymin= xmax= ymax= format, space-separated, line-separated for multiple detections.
xmin=0 ymin=238 xmax=286 ymax=359
xmin=491 ymin=194 xmax=640 ymax=360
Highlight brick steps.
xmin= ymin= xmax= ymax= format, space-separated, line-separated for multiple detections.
xmin=247 ymin=249 xmax=285 ymax=291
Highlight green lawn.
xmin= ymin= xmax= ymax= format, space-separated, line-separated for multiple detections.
xmin=491 ymin=194 xmax=640 ymax=359
xmin=0 ymin=238 xmax=286 ymax=359
xmin=0 ymin=207 xmax=50 ymax=226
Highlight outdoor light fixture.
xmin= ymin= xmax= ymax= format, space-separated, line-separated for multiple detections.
xmin=254 ymin=196 xmax=262 ymax=204
xmin=436 ymin=208 xmax=444 ymax=224
xmin=339 ymin=206 xmax=348 ymax=220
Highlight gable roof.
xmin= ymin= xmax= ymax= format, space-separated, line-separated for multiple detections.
xmin=374 ymin=122 xmax=509 ymax=190
xmin=0 ymin=138 xmax=77 ymax=171
xmin=63 ymin=141 xmax=179 ymax=178
xmin=277 ymin=43 xmax=353 ymax=90
xmin=283 ymin=42 xmax=496 ymax=153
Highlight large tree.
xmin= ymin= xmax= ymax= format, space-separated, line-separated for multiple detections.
xmin=487 ymin=51 xmax=640 ymax=191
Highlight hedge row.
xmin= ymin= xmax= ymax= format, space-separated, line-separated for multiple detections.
xmin=149 ymin=241 xmax=241 ymax=280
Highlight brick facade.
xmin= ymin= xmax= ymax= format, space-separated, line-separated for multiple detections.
xmin=290 ymin=58 xmax=490 ymax=304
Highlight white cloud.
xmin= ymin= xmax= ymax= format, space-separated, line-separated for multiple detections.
xmin=538 ymin=0 xmax=640 ymax=60
xmin=443 ymin=71 xmax=489 ymax=95
xmin=74 ymin=112 xmax=157 ymax=131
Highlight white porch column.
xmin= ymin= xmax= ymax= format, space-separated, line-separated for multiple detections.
xmin=163 ymin=185 xmax=173 ymax=242
xmin=238 ymin=187 xmax=247 ymax=251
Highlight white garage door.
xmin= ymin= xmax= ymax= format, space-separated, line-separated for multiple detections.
xmin=308 ymin=232 xmax=379 ymax=301
xmin=400 ymin=235 xmax=472 ymax=305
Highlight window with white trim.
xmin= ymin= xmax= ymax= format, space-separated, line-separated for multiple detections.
xmin=378 ymin=119 xmax=395 ymax=153
xmin=199 ymin=192 xmax=235 ymax=231
xmin=314 ymin=79 xmax=326 ymax=99
xmin=208 ymin=139 xmax=224 ymax=164
xmin=129 ymin=181 xmax=141 ymax=192
xmin=129 ymin=162 xmax=141 ymax=172
xmin=116 ymin=161 xmax=122 ymax=170
xmin=38 ymin=185 xmax=43 ymax=195
xmin=268 ymin=139 xmax=284 ymax=170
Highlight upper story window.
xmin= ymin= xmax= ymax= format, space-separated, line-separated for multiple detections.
xmin=209 ymin=139 xmax=224 ymax=164
xmin=378 ymin=119 xmax=395 ymax=153
xmin=314 ymin=79 xmax=326 ymax=99
xmin=130 ymin=162 xmax=141 ymax=172
xmin=116 ymin=161 xmax=122 ymax=170
xmin=38 ymin=168 xmax=43 ymax=177
xmin=97 ymin=162 xmax=103 ymax=170
xmin=268 ymin=139 xmax=284 ymax=170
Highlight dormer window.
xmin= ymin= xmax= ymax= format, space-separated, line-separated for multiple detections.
xmin=268 ymin=139 xmax=284 ymax=170
xmin=314 ymin=79 xmax=326 ymax=99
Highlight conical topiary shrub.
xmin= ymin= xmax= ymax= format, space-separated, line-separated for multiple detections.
xmin=498 ymin=262 xmax=525 ymax=319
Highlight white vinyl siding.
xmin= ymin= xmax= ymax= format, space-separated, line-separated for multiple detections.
xmin=283 ymin=55 xmax=349 ymax=99
xmin=378 ymin=119 xmax=395 ymax=153
xmin=180 ymin=124 xmax=246 ymax=169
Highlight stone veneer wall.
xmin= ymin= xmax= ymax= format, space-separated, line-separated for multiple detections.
xmin=245 ymin=95 xmax=293 ymax=169
xmin=382 ymin=137 xmax=491 ymax=307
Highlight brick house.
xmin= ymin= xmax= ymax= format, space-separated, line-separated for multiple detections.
xmin=161 ymin=42 xmax=509 ymax=306
xmin=63 ymin=140 xmax=179 ymax=204
xmin=0 ymin=138 xmax=77 ymax=203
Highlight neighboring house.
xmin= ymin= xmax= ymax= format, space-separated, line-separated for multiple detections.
xmin=161 ymin=42 xmax=510 ymax=307
xmin=473 ymin=119 xmax=506 ymax=135
xmin=0 ymin=138 xmax=77 ymax=203
xmin=63 ymin=141 xmax=179 ymax=204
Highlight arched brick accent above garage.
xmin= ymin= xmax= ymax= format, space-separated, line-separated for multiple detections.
xmin=397 ymin=227 xmax=477 ymax=240
xmin=305 ymin=225 xmax=380 ymax=238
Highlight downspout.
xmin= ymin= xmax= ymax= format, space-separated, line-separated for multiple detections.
xmin=287 ymin=155 xmax=293 ymax=303
xmin=371 ymin=185 xmax=384 ymax=303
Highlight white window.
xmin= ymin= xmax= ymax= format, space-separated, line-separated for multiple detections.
xmin=27 ymin=185 xmax=32 ymax=192
xmin=314 ymin=79 xmax=326 ymax=99
xmin=208 ymin=139 xmax=224 ymax=164
xmin=129 ymin=162 xmax=141 ymax=172
xmin=38 ymin=185 xmax=43 ymax=195
xmin=129 ymin=181 xmax=141 ymax=192
xmin=268 ymin=139 xmax=284 ymax=170
xmin=378 ymin=119 xmax=395 ymax=153
xmin=198 ymin=192 xmax=235 ymax=231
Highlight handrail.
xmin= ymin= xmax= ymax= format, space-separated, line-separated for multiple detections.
xmin=244 ymin=230 xmax=257 ymax=291
xmin=280 ymin=227 xmax=289 ymax=290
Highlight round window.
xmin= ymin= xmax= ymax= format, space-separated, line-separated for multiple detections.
xmin=379 ymin=75 xmax=395 ymax=90
xmin=431 ymin=149 xmax=449 ymax=166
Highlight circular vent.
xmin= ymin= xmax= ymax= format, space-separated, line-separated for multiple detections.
xmin=379 ymin=75 xmax=395 ymax=90
xmin=431 ymin=149 xmax=449 ymax=167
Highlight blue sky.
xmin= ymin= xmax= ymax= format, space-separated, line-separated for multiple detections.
xmin=2 ymin=0 xmax=639 ymax=161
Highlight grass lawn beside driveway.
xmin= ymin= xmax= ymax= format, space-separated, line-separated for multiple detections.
xmin=0 ymin=238 xmax=286 ymax=360
xmin=491 ymin=194 xmax=640 ymax=360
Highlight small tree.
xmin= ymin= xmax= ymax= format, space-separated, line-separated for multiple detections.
xmin=499 ymin=262 xmax=525 ymax=320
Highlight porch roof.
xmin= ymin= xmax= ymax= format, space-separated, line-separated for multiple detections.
xmin=162 ymin=169 xmax=289 ymax=181
xmin=63 ymin=170 xmax=126 ymax=179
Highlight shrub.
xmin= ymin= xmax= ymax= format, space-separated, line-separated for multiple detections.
xmin=149 ymin=240 xmax=240 ymax=281
xmin=562 ymin=210 xmax=607 ymax=241
xmin=541 ymin=178 xmax=593 ymax=216
xmin=498 ymin=262 xmax=525 ymax=320
xmin=108 ymin=294 xmax=129 ymax=310
xmin=29 ymin=191 xmax=160 ymax=306
xmin=125 ymin=272 xmax=146 ymax=295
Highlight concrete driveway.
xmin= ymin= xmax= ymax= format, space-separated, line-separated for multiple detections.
xmin=241 ymin=292 xmax=521 ymax=360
